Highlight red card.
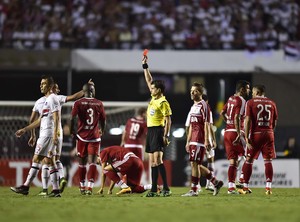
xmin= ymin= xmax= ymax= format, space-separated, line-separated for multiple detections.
xmin=143 ymin=49 xmax=149 ymax=56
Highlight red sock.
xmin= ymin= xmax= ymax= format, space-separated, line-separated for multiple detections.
xmin=228 ymin=164 xmax=237 ymax=183
xmin=87 ymin=163 xmax=97 ymax=182
xmin=191 ymin=176 xmax=199 ymax=192
xmin=243 ymin=161 xmax=253 ymax=183
xmin=264 ymin=160 xmax=273 ymax=182
xmin=78 ymin=165 xmax=86 ymax=183
xmin=205 ymin=172 xmax=217 ymax=185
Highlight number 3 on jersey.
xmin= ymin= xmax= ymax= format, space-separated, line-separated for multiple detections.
xmin=86 ymin=108 xmax=94 ymax=125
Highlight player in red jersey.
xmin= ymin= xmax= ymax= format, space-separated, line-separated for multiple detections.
xmin=182 ymin=82 xmax=223 ymax=197
xmin=97 ymin=146 xmax=151 ymax=195
xmin=185 ymin=94 xmax=217 ymax=192
xmin=238 ymin=85 xmax=278 ymax=195
xmin=120 ymin=107 xmax=147 ymax=160
xmin=71 ymin=83 xmax=106 ymax=195
xmin=221 ymin=80 xmax=250 ymax=194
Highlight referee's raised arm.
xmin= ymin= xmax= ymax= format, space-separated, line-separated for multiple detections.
xmin=142 ymin=53 xmax=152 ymax=92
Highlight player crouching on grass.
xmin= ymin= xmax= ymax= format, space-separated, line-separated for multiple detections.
xmin=96 ymin=145 xmax=153 ymax=195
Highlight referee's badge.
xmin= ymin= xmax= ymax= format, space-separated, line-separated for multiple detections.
xmin=150 ymin=108 xmax=155 ymax=116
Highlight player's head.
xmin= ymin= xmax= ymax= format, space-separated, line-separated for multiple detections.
xmin=40 ymin=75 xmax=55 ymax=95
xmin=150 ymin=80 xmax=165 ymax=97
xmin=137 ymin=107 xmax=147 ymax=119
xmin=52 ymin=83 xmax=60 ymax=94
xmin=252 ymin=84 xmax=266 ymax=97
xmin=190 ymin=82 xmax=204 ymax=101
xmin=202 ymin=94 xmax=208 ymax=102
xmin=83 ymin=83 xmax=95 ymax=98
xmin=235 ymin=80 xmax=250 ymax=98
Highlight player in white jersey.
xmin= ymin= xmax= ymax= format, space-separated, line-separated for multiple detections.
xmin=29 ymin=81 xmax=91 ymax=196
xmin=11 ymin=75 xmax=61 ymax=197
xmin=185 ymin=94 xmax=217 ymax=192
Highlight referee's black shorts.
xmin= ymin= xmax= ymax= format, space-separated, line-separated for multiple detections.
xmin=146 ymin=126 xmax=164 ymax=153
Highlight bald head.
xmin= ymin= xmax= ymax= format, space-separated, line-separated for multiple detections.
xmin=83 ymin=83 xmax=95 ymax=98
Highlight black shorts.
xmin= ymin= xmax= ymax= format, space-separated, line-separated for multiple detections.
xmin=146 ymin=126 xmax=164 ymax=153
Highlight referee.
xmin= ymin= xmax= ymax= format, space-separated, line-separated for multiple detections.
xmin=142 ymin=53 xmax=172 ymax=197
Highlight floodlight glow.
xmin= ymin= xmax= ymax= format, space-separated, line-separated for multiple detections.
xmin=109 ymin=127 xmax=123 ymax=135
xmin=172 ymin=128 xmax=185 ymax=138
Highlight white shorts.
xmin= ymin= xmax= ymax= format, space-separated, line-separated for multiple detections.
xmin=35 ymin=136 xmax=56 ymax=158
xmin=205 ymin=149 xmax=215 ymax=159
xmin=55 ymin=137 xmax=63 ymax=156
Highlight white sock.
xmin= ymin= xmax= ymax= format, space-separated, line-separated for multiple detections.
xmin=24 ymin=162 xmax=41 ymax=186
xmin=56 ymin=160 xmax=65 ymax=179
xmin=41 ymin=164 xmax=50 ymax=190
xmin=143 ymin=184 xmax=152 ymax=190
xmin=87 ymin=181 xmax=94 ymax=190
xmin=49 ymin=166 xmax=59 ymax=190
xmin=116 ymin=180 xmax=128 ymax=189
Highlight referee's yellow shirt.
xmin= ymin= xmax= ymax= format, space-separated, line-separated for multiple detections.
xmin=147 ymin=96 xmax=172 ymax=127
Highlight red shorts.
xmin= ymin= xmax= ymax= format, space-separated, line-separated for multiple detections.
xmin=113 ymin=155 xmax=144 ymax=187
xmin=124 ymin=147 xmax=143 ymax=160
xmin=76 ymin=140 xmax=100 ymax=158
xmin=247 ymin=131 xmax=276 ymax=160
xmin=224 ymin=131 xmax=245 ymax=160
xmin=189 ymin=144 xmax=205 ymax=164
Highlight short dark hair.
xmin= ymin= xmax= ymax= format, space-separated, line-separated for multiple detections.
xmin=253 ymin=84 xmax=266 ymax=94
xmin=192 ymin=82 xmax=204 ymax=94
xmin=137 ymin=107 xmax=147 ymax=116
xmin=151 ymin=80 xmax=165 ymax=93
xmin=41 ymin=75 xmax=55 ymax=87
xmin=202 ymin=94 xmax=208 ymax=101
xmin=236 ymin=80 xmax=250 ymax=92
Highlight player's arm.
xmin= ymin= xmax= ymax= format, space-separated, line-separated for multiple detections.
xmin=204 ymin=121 xmax=211 ymax=151
xmin=273 ymin=119 xmax=277 ymax=130
xmin=98 ymin=162 xmax=107 ymax=195
xmin=99 ymin=104 xmax=106 ymax=136
xmin=99 ymin=119 xmax=106 ymax=136
xmin=70 ymin=116 xmax=77 ymax=136
xmin=185 ymin=111 xmax=191 ymax=136
xmin=66 ymin=79 xmax=94 ymax=102
xmin=142 ymin=53 xmax=153 ymax=92
xmin=244 ymin=115 xmax=252 ymax=149
xmin=66 ymin=91 xmax=84 ymax=102
xmin=163 ymin=115 xmax=171 ymax=146
xmin=53 ymin=110 xmax=60 ymax=145
xmin=220 ymin=104 xmax=227 ymax=122
xmin=15 ymin=117 xmax=41 ymax=138
xmin=185 ymin=123 xmax=192 ymax=153
xmin=233 ymin=113 xmax=241 ymax=145
xmin=108 ymin=181 xmax=115 ymax=194
xmin=70 ymin=103 xmax=78 ymax=137
xmin=120 ymin=129 xmax=126 ymax=146
xmin=209 ymin=124 xmax=217 ymax=149
xmin=28 ymin=111 xmax=39 ymax=147
xmin=272 ymin=104 xmax=278 ymax=130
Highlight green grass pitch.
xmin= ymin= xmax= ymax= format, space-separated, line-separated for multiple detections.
xmin=1 ymin=187 xmax=299 ymax=222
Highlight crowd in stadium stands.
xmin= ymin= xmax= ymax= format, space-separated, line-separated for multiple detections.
xmin=0 ymin=0 xmax=299 ymax=50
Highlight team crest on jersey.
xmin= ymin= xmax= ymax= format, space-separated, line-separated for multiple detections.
xmin=190 ymin=116 xmax=198 ymax=122
xmin=191 ymin=106 xmax=201 ymax=114
xmin=150 ymin=108 xmax=155 ymax=116
xmin=41 ymin=109 xmax=50 ymax=118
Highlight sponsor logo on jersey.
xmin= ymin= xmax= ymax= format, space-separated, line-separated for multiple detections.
xmin=41 ymin=109 xmax=50 ymax=118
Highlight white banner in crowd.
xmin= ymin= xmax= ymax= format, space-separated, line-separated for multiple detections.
xmin=214 ymin=159 xmax=300 ymax=188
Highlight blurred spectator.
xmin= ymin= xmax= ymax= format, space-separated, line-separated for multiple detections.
xmin=60 ymin=124 xmax=76 ymax=182
xmin=0 ymin=0 xmax=299 ymax=50
xmin=283 ymin=137 xmax=299 ymax=159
